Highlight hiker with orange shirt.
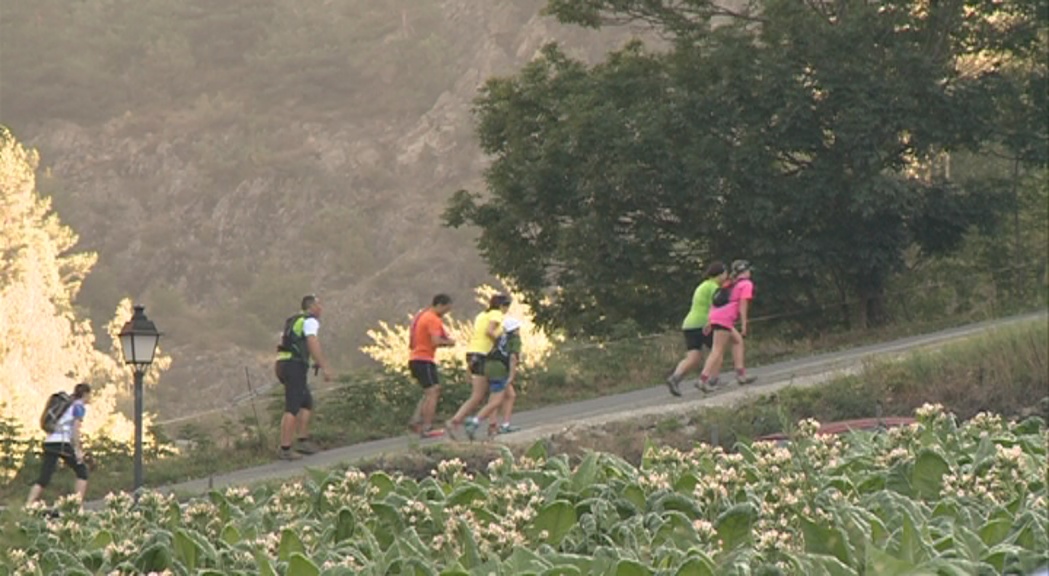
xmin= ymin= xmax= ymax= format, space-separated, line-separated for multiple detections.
xmin=408 ymin=294 xmax=456 ymax=438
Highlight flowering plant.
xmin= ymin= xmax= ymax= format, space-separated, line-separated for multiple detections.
xmin=7 ymin=408 xmax=1047 ymax=575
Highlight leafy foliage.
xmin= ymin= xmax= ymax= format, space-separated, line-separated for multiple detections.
xmin=447 ymin=0 xmax=1047 ymax=336
xmin=0 ymin=127 xmax=172 ymax=450
xmin=6 ymin=407 xmax=1047 ymax=574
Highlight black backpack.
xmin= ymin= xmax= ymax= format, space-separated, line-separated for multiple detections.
xmin=276 ymin=313 xmax=311 ymax=359
xmin=40 ymin=392 xmax=73 ymax=433
xmin=712 ymin=282 xmax=734 ymax=308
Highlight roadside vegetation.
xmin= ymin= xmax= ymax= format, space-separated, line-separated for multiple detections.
xmin=2 ymin=403 xmax=1046 ymax=574
xmin=1 ymin=312 xmax=1043 ymax=510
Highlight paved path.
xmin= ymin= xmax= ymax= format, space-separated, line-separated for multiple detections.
xmin=99 ymin=311 xmax=1048 ymax=505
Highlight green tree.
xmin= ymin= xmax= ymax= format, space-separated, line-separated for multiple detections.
xmin=0 ymin=126 xmax=169 ymax=445
xmin=447 ymin=0 xmax=1045 ymax=335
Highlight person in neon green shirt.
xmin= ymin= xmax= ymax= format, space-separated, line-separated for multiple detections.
xmin=666 ymin=261 xmax=727 ymax=396
xmin=447 ymin=293 xmax=511 ymax=439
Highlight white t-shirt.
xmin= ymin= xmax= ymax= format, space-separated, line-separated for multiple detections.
xmin=303 ymin=317 xmax=319 ymax=338
xmin=45 ymin=400 xmax=86 ymax=444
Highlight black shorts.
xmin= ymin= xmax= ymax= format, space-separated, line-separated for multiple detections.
xmin=466 ymin=353 xmax=486 ymax=376
xmin=276 ymin=360 xmax=313 ymax=415
xmin=36 ymin=442 xmax=88 ymax=487
xmin=409 ymin=360 xmax=440 ymax=389
xmin=711 ymin=324 xmax=731 ymax=332
xmin=683 ymin=328 xmax=714 ymax=351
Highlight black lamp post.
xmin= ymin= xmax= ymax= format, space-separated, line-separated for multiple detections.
xmin=118 ymin=305 xmax=161 ymax=497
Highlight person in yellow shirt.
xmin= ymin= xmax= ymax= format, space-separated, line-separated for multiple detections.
xmin=447 ymin=293 xmax=511 ymax=439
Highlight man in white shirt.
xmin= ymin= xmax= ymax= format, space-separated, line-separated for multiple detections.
xmin=26 ymin=383 xmax=92 ymax=507
xmin=274 ymin=295 xmax=334 ymax=460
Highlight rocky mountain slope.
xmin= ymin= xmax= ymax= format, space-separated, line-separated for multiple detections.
xmin=0 ymin=0 xmax=636 ymax=418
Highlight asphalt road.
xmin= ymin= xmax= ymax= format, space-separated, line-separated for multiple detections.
xmin=96 ymin=311 xmax=1048 ymax=505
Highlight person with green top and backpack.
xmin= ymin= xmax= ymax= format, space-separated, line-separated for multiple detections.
xmin=274 ymin=294 xmax=334 ymax=461
xmin=464 ymin=316 xmax=523 ymax=440
xmin=666 ymin=261 xmax=727 ymax=396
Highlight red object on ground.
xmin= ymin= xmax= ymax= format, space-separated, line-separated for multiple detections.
xmin=757 ymin=417 xmax=917 ymax=443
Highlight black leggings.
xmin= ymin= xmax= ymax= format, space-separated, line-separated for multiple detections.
xmin=36 ymin=442 xmax=88 ymax=487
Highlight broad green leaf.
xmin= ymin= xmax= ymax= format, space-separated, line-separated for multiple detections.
xmin=801 ymin=517 xmax=855 ymax=566
xmin=654 ymin=493 xmax=701 ymax=519
xmin=133 ymin=543 xmax=172 ymax=573
xmin=526 ymin=440 xmax=548 ymax=461
xmin=396 ymin=527 xmax=433 ymax=561
xmin=886 ymin=462 xmax=913 ymax=497
xmin=370 ymin=471 xmax=396 ymax=498
xmin=79 ymin=550 xmax=104 ymax=572
xmin=88 ymin=529 xmax=113 ymax=551
xmin=174 ymin=529 xmax=199 ymax=571
xmin=866 ymin=546 xmax=918 ymax=575
xmin=979 ymin=518 xmax=1012 ymax=547
xmin=255 ymin=551 xmax=278 ymax=576
xmin=287 ymin=552 xmax=320 ymax=576
xmin=898 ymin=512 xmax=932 ymax=565
xmin=507 ymin=546 xmax=552 ymax=573
xmin=673 ymin=472 xmax=698 ymax=494
xmin=278 ymin=528 xmax=306 ymax=562
xmin=911 ymin=450 xmax=951 ymax=500
xmin=572 ymin=452 xmax=599 ymax=492
xmin=640 ymin=438 xmax=659 ymax=470
xmin=447 ymin=483 xmax=488 ymax=507
xmin=803 ymin=554 xmax=859 ymax=576
xmin=186 ymin=528 xmax=220 ymax=563
xmin=674 ymin=555 xmax=716 ymax=576
xmin=221 ymin=524 xmax=241 ymax=546
xmin=545 ymin=551 xmax=597 ymax=573
xmin=457 ymin=518 xmax=483 ymax=569
xmin=398 ymin=558 xmax=439 ymax=576
xmin=614 ymin=559 xmax=652 ymax=576
xmin=982 ymin=543 xmax=1027 ymax=573
xmin=856 ymin=473 xmax=886 ymax=495
xmin=304 ymin=466 xmax=330 ymax=487
xmin=335 ymin=507 xmax=356 ymax=543
xmin=715 ymin=503 xmax=756 ymax=550
xmin=622 ymin=483 xmax=646 ymax=511
xmin=370 ymin=501 xmax=404 ymax=540
xmin=532 ymin=500 xmax=578 ymax=546
xmin=949 ymin=524 xmax=987 ymax=561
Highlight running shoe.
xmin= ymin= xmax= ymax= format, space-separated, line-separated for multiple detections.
xmin=420 ymin=427 xmax=446 ymax=439
xmin=666 ymin=374 xmax=682 ymax=397
xmin=464 ymin=417 xmax=480 ymax=441
xmin=736 ymin=375 xmax=757 ymax=386
xmin=444 ymin=419 xmax=463 ymax=441
xmin=498 ymin=423 xmax=520 ymax=434
xmin=277 ymin=447 xmax=302 ymax=461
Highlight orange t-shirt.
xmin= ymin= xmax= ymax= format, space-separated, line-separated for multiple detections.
xmin=409 ymin=308 xmax=447 ymax=362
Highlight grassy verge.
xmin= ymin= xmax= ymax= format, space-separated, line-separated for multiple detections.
xmin=0 ymin=307 xmax=1043 ymax=507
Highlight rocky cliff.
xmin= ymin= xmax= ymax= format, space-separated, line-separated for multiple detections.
xmin=0 ymin=0 xmax=636 ymax=418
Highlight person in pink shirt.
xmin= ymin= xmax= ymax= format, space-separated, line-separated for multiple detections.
xmin=698 ymin=260 xmax=757 ymax=391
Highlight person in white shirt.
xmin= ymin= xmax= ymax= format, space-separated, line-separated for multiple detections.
xmin=274 ymin=294 xmax=334 ymax=460
xmin=26 ymin=383 xmax=92 ymax=507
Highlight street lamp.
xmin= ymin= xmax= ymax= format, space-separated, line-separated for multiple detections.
xmin=118 ymin=305 xmax=161 ymax=497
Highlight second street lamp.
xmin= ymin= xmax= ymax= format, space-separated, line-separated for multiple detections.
xmin=118 ymin=305 xmax=161 ymax=497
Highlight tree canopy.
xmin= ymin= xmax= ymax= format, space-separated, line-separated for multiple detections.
xmin=446 ymin=0 xmax=1047 ymax=336
xmin=0 ymin=126 xmax=170 ymax=443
